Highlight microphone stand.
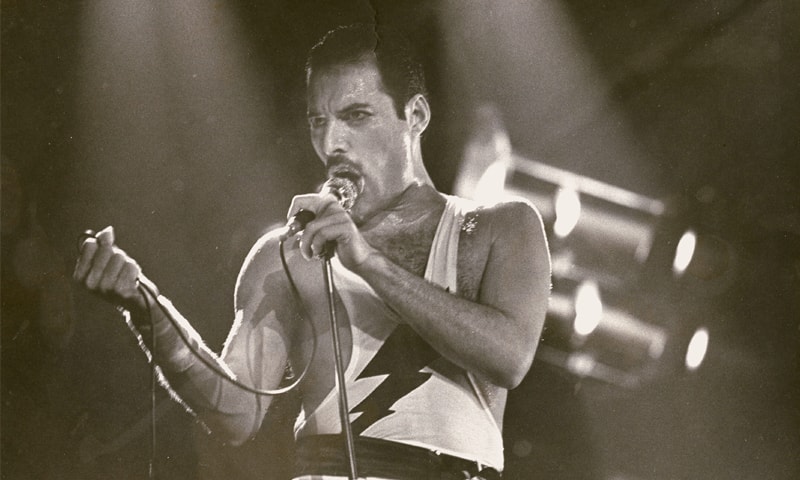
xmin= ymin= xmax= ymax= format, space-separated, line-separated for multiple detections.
xmin=322 ymin=244 xmax=359 ymax=480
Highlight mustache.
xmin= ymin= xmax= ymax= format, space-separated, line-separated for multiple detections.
xmin=326 ymin=156 xmax=362 ymax=181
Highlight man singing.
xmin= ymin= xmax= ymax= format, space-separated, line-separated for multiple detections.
xmin=74 ymin=24 xmax=551 ymax=480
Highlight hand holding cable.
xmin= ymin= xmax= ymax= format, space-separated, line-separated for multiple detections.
xmin=73 ymin=226 xmax=316 ymax=397
xmin=74 ymin=226 xmax=153 ymax=312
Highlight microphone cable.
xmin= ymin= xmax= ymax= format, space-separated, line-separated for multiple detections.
xmin=140 ymin=283 xmax=157 ymax=480
xmin=77 ymin=229 xmax=319 ymax=395
xmin=132 ymin=237 xmax=318 ymax=397
xmin=79 ymin=230 xmax=319 ymax=478
xmin=78 ymin=177 xmax=358 ymax=399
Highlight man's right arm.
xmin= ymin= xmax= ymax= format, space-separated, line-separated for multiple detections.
xmin=74 ymin=226 xmax=294 ymax=446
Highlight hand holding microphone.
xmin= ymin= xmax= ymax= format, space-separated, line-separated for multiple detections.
xmin=284 ymin=176 xmax=373 ymax=268
xmin=282 ymin=176 xmax=359 ymax=240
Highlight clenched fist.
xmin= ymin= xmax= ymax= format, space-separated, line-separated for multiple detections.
xmin=73 ymin=226 xmax=149 ymax=311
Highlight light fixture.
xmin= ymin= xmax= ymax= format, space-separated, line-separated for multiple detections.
xmin=553 ymin=186 xmax=581 ymax=238
xmin=684 ymin=327 xmax=709 ymax=371
xmin=573 ymin=280 xmax=603 ymax=336
xmin=673 ymin=229 xmax=697 ymax=276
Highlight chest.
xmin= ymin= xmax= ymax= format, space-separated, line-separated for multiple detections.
xmin=290 ymin=208 xmax=491 ymax=408
xmin=366 ymin=210 xmax=490 ymax=302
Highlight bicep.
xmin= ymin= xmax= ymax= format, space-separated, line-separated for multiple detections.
xmin=222 ymin=237 xmax=297 ymax=391
xmin=479 ymin=203 xmax=551 ymax=339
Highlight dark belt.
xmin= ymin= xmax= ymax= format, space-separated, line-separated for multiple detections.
xmin=294 ymin=434 xmax=501 ymax=480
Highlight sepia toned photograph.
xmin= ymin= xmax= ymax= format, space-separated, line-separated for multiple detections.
xmin=2 ymin=1 xmax=798 ymax=479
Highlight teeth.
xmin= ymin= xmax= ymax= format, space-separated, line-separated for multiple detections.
xmin=329 ymin=170 xmax=362 ymax=190
xmin=330 ymin=169 xmax=358 ymax=181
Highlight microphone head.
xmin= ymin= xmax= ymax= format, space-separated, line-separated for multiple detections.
xmin=324 ymin=176 xmax=359 ymax=212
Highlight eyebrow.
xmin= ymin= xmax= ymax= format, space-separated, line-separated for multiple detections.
xmin=307 ymin=102 xmax=373 ymax=118
xmin=340 ymin=103 xmax=372 ymax=112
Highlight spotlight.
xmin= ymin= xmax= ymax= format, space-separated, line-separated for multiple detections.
xmin=573 ymin=280 xmax=602 ymax=336
xmin=553 ymin=186 xmax=581 ymax=238
xmin=566 ymin=351 xmax=597 ymax=376
xmin=672 ymin=229 xmax=697 ymax=276
xmin=473 ymin=160 xmax=509 ymax=204
xmin=453 ymin=103 xmax=512 ymax=204
xmin=684 ymin=327 xmax=709 ymax=371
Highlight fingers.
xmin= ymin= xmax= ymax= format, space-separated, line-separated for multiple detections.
xmin=286 ymin=191 xmax=340 ymax=221
xmin=74 ymin=226 xmax=115 ymax=282
xmin=287 ymin=191 xmax=350 ymax=259
xmin=74 ymin=238 xmax=98 ymax=281
xmin=85 ymin=240 xmax=114 ymax=289
xmin=73 ymin=226 xmax=144 ymax=308
xmin=96 ymin=225 xmax=115 ymax=247
xmin=98 ymin=254 xmax=126 ymax=292
xmin=299 ymin=212 xmax=352 ymax=259
xmin=115 ymin=262 xmax=142 ymax=300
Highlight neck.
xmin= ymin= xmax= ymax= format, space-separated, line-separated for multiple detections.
xmin=360 ymin=183 xmax=445 ymax=234
xmin=409 ymin=139 xmax=431 ymax=184
xmin=359 ymin=183 xmax=447 ymax=274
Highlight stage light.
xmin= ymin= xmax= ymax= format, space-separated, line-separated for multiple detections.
xmin=566 ymin=351 xmax=597 ymax=376
xmin=473 ymin=160 xmax=509 ymax=204
xmin=553 ymin=186 xmax=581 ymax=238
xmin=452 ymin=103 xmax=512 ymax=204
xmin=673 ymin=229 xmax=697 ymax=276
xmin=573 ymin=280 xmax=603 ymax=336
xmin=685 ymin=327 xmax=709 ymax=371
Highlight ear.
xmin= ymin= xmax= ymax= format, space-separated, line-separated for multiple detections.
xmin=404 ymin=94 xmax=431 ymax=137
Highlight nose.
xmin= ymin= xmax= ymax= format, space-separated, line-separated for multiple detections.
xmin=321 ymin=120 xmax=348 ymax=158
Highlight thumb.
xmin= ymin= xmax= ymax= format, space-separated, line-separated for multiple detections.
xmin=96 ymin=226 xmax=115 ymax=247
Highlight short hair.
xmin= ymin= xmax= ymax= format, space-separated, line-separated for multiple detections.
xmin=306 ymin=23 xmax=428 ymax=119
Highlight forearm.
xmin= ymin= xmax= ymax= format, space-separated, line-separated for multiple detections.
xmin=125 ymin=294 xmax=267 ymax=445
xmin=353 ymin=252 xmax=534 ymax=388
xmin=73 ymin=226 xmax=279 ymax=444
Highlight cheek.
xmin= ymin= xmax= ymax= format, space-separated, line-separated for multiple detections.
xmin=309 ymin=132 xmax=325 ymax=158
xmin=368 ymin=122 xmax=407 ymax=155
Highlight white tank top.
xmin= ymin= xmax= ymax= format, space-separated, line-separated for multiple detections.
xmin=294 ymin=195 xmax=504 ymax=470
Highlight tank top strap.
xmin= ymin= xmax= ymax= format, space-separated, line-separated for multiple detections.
xmin=424 ymin=195 xmax=476 ymax=291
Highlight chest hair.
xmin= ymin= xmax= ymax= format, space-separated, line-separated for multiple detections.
xmin=370 ymin=224 xmax=437 ymax=278
xmin=367 ymin=209 xmax=488 ymax=302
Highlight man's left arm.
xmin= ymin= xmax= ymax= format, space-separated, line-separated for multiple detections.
xmin=353 ymin=201 xmax=551 ymax=389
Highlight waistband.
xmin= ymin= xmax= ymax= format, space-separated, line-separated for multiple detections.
xmin=294 ymin=434 xmax=501 ymax=480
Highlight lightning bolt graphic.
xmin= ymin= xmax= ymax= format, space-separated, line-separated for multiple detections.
xmin=349 ymin=325 xmax=440 ymax=435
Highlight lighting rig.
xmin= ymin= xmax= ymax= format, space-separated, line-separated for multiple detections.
xmin=454 ymin=107 xmax=726 ymax=387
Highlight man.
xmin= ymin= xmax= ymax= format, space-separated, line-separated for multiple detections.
xmin=74 ymin=24 xmax=551 ymax=480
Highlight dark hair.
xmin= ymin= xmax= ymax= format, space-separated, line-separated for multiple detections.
xmin=305 ymin=23 xmax=428 ymax=119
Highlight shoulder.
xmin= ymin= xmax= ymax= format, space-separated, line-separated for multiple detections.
xmin=235 ymin=228 xmax=325 ymax=308
xmin=487 ymin=197 xmax=542 ymax=223
xmin=469 ymin=197 xmax=550 ymax=272
xmin=462 ymin=196 xmax=551 ymax=300
xmin=240 ymin=229 xmax=284 ymax=272
xmin=234 ymin=229 xmax=290 ymax=306
xmin=463 ymin=196 xmax=546 ymax=243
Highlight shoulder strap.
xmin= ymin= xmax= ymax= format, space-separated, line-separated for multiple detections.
xmin=424 ymin=195 xmax=465 ymax=291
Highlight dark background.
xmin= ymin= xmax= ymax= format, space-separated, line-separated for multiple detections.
xmin=2 ymin=1 xmax=798 ymax=479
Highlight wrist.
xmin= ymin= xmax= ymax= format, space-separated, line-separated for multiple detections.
xmin=122 ymin=275 xmax=160 ymax=324
xmin=350 ymin=247 xmax=385 ymax=278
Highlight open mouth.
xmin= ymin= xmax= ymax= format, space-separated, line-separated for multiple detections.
xmin=327 ymin=166 xmax=364 ymax=194
xmin=325 ymin=165 xmax=364 ymax=213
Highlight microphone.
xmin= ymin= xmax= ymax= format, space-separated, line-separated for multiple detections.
xmin=281 ymin=176 xmax=359 ymax=240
